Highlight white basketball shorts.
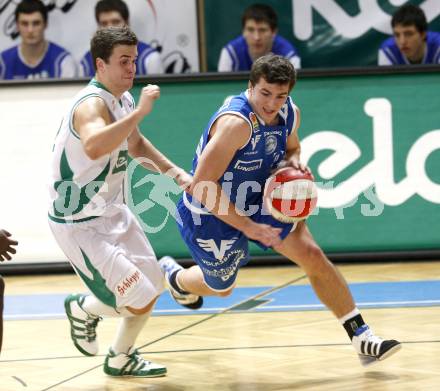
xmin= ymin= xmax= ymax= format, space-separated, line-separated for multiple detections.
xmin=49 ymin=204 xmax=164 ymax=310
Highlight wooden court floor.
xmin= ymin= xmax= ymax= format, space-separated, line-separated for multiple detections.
xmin=1 ymin=261 xmax=440 ymax=390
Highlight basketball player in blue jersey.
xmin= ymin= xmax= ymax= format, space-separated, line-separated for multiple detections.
xmin=378 ymin=4 xmax=440 ymax=65
xmin=0 ymin=0 xmax=77 ymax=80
xmin=160 ymin=54 xmax=402 ymax=366
xmin=0 ymin=228 xmax=18 ymax=355
xmin=218 ymin=3 xmax=301 ymax=72
xmin=49 ymin=26 xmax=191 ymax=377
xmin=80 ymin=0 xmax=163 ymax=77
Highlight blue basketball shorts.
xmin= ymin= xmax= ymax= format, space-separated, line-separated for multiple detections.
xmin=176 ymin=197 xmax=295 ymax=291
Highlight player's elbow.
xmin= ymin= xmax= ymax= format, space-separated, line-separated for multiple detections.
xmin=83 ymin=141 xmax=104 ymax=160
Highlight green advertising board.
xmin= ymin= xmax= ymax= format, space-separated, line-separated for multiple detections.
xmin=130 ymin=70 xmax=440 ymax=258
xmin=203 ymin=0 xmax=440 ymax=70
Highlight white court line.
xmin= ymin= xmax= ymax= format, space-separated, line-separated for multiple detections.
xmin=5 ymin=299 xmax=440 ymax=320
xmin=4 ymin=308 xmax=225 ymax=320
xmin=259 ymin=299 xmax=440 ymax=310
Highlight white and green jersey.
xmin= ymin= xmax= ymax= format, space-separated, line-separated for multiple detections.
xmin=48 ymin=79 xmax=134 ymax=223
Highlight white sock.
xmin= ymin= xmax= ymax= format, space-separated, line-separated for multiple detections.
xmin=111 ymin=310 xmax=152 ymax=355
xmin=82 ymin=295 xmax=133 ymax=317
xmin=338 ymin=308 xmax=360 ymax=324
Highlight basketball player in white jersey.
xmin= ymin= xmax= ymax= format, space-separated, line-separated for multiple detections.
xmin=48 ymin=26 xmax=191 ymax=377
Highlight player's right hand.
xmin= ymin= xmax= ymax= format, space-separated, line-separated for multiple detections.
xmin=136 ymin=84 xmax=160 ymax=117
xmin=0 ymin=229 xmax=18 ymax=261
xmin=243 ymin=222 xmax=282 ymax=248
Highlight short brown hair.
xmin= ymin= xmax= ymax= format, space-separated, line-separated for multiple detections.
xmin=90 ymin=26 xmax=137 ymax=70
xmin=250 ymin=54 xmax=296 ymax=91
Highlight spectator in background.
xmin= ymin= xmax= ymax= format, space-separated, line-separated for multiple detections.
xmin=0 ymin=0 xmax=77 ymax=79
xmin=80 ymin=0 xmax=163 ymax=77
xmin=218 ymin=3 xmax=300 ymax=72
xmin=0 ymin=229 xmax=18 ymax=354
xmin=378 ymin=4 xmax=440 ymax=65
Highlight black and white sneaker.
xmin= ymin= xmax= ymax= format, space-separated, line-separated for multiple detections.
xmin=158 ymin=256 xmax=203 ymax=310
xmin=352 ymin=325 xmax=401 ymax=366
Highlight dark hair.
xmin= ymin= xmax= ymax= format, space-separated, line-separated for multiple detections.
xmin=15 ymin=0 xmax=48 ymax=24
xmin=241 ymin=3 xmax=278 ymax=30
xmin=392 ymin=4 xmax=427 ymax=33
xmin=250 ymin=54 xmax=296 ymax=90
xmin=95 ymin=0 xmax=129 ymax=24
xmin=90 ymin=26 xmax=138 ymax=70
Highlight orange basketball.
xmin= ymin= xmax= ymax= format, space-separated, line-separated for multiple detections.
xmin=263 ymin=167 xmax=318 ymax=223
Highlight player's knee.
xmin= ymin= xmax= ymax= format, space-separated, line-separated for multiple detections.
xmin=217 ymin=288 xmax=234 ymax=297
xmin=308 ymin=242 xmax=325 ymax=262
xmin=0 ymin=277 xmax=4 ymax=295
xmin=127 ymin=296 xmax=158 ymax=315
xmin=298 ymin=239 xmax=325 ymax=263
xmin=204 ymin=278 xmax=236 ymax=297
xmin=211 ymin=285 xmax=234 ymax=297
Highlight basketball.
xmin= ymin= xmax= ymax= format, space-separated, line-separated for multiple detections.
xmin=263 ymin=167 xmax=318 ymax=223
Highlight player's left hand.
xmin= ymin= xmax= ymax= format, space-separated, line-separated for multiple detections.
xmin=0 ymin=229 xmax=18 ymax=261
xmin=276 ymin=158 xmax=312 ymax=176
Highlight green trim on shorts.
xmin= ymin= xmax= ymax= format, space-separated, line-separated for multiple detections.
xmin=47 ymin=213 xmax=99 ymax=224
xmin=72 ymin=248 xmax=117 ymax=308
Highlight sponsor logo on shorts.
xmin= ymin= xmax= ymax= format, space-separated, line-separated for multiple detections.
xmin=196 ymin=238 xmax=236 ymax=260
xmin=116 ymin=269 xmax=141 ymax=297
xmin=201 ymin=249 xmax=246 ymax=282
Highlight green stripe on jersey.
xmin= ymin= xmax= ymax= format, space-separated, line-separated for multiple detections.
xmin=89 ymin=78 xmax=111 ymax=93
xmin=53 ymin=150 xmax=111 ymax=218
xmin=68 ymin=93 xmax=102 ymax=139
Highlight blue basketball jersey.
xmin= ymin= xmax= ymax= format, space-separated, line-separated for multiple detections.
xmin=80 ymin=41 xmax=159 ymax=77
xmin=0 ymin=42 xmax=71 ymax=79
xmin=223 ymin=35 xmax=300 ymax=71
xmin=176 ymin=91 xmax=299 ymax=290
xmin=188 ymin=91 xmax=298 ymax=211
xmin=379 ymin=31 xmax=440 ymax=65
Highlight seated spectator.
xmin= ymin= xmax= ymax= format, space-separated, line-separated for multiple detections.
xmin=218 ymin=3 xmax=300 ymax=72
xmin=80 ymin=0 xmax=163 ymax=77
xmin=378 ymin=4 xmax=440 ymax=65
xmin=0 ymin=0 xmax=77 ymax=80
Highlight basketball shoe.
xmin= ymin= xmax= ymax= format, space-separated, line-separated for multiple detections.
xmin=351 ymin=325 xmax=401 ymax=366
xmin=158 ymin=256 xmax=203 ymax=309
xmin=104 ymin=347 xmax=167 ymax=377
xmin=64 ymin=293 xmax=101 ymax=356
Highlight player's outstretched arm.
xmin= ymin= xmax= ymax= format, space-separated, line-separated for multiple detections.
xmin=128 ymin=128 xmax=193 ymax=190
